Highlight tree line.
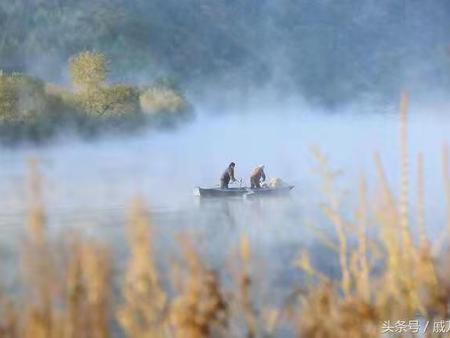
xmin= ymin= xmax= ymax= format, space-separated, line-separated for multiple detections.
xmin=1 ymin=0 xmax=450 ymax=106
xmin=0 ymin=52 xmax=191 ymax=144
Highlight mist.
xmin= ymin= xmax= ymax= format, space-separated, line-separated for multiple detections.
xmin=2 ymin=0 xmax=450 ymax=108
xmin=0 ymin=100 xmax=448 ymax=255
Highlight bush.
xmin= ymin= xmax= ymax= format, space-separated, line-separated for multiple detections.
xmin=139 ymin=86 xmax=188 ymax=115
xmin=69 ymin=51 xmax=108 ymax=91
xmin=74 ymin=85 xmax=140 ymax=118
xmin=0 ymin=76 xmax=80 ymax=144
xmin=0 ymin=73 xmax=49 ymax=121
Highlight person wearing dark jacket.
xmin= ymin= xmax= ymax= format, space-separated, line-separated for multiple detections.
xmin=220 ymin=162 xmax=236 ymax=189
xmin=250 ymin=165 xmax=266 ymax=189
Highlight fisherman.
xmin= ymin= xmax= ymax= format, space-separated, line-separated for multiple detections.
xmin=250 ymin=165 xmax=266 ymax=189
xmin=220 ymin=162 xmax=236 ymax=189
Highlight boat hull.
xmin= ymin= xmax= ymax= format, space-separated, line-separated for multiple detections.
xmin=195 ymin=185 xmax=294 ymax=198
xmin=245 ymin=185 xmax=294 ymax=198
xmin=196 ymin=187 xmax=248 ymax=198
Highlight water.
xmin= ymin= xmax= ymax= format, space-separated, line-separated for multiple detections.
xmin=0 ymin=106 xmax=448 ymax=297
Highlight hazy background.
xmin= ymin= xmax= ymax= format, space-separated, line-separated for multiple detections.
xmin=1 ymin=0 xmax=450 ymax=108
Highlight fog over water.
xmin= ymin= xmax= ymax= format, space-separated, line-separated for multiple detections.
xmin=0 ymin=99 xmax=449 ymax=253
xmin=0 ymin=98 xmax=448 ymax=300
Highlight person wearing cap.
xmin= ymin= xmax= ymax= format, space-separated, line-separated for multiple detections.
xmin=250 ymin=165 xmax=266 ymax=189
xmin=220 ymin=162 xmax=236 ymax=189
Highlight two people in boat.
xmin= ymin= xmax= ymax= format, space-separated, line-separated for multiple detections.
xmin=220 ymin=162 xmax=266 ymax=189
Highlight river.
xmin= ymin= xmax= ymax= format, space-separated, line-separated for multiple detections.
xmin=0 ymin=104 xmax=448 ymax=296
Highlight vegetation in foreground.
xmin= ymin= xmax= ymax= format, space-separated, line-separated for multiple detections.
xmin=0 ymin=94 xmax=449 ymax=338
xmin=0 ymin=51 xmax=192 ymax=144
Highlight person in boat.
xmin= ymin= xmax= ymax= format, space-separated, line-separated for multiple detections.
xmin=220 ymin=162 xmax=236 ymax=189
xmin=250 ymin=164 xmax=266 ymax=189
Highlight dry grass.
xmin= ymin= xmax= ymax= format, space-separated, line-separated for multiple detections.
xmin=117 ymin=198 xmax=168 ymax=338
xmin=171 ymin=238 xmax=228 ymax=338
xmin=0 ymin=93 xmax=450 ymax=337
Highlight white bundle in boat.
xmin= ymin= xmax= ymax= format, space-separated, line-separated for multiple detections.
xmin=269 ymin=177 xmax=285 ymax=188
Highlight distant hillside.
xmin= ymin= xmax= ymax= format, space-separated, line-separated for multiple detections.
xmin=1 ymin=0 xmax=450 ymax=106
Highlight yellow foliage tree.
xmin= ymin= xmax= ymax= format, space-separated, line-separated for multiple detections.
xmin=0 ymin=73 xmax=48 ymax=121
xmin=69 ymin=51 xmax=108 ymax=92
xmin=139 ymin=87 xmax=187 ymax=114
xmin=76 ymin=85 xmax=140 ymax=117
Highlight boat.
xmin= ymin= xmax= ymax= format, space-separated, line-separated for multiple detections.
xmin=245 ymin=185 xmax=295 ymax=198
xmin=194 ymin=185 xmax=294 ymax=198
xmin=195 ymin=187 xmax=249 ymax=198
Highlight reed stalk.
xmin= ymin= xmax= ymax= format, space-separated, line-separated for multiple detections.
xmin=311 ymin=147 xmax=351 ymax=297
xmin=22 ymin=159 xmax=55 ymax=338
xmin=237 ymin=235 xmax=256 ymax=338
xmin=118 ymin=198 xmax=168 ymax=338
xmin=171 ymin=237 xmax=228 ymax=338
xmin=443 ymin=144 xmax=450 ymax=237
xmin=355 ymin=175 xmax=370 ymax=303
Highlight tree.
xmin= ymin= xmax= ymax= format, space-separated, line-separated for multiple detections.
xmin=75 ymin=85 xmax=140 ymax=117
xmin=69 ymin=51 xmax=108 ymax=92
xmin=0 ymin=73 xmax=48 ymax=121
xmin=139 ymin=86 xmax=187 ymax=114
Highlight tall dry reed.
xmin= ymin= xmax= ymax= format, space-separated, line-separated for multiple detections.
xmin=171 ymin=237 xmax=228 ymax=338
xmin=117 ymin=198 xmax=168 ymax=338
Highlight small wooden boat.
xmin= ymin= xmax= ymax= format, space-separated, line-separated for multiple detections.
xmin=245 ymin=185 xmax=295 ymax=198
xmin=195 ymin=187 xmax=249 ymax=198
xmin=195 ymin=185 xmax=294 ymax=198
